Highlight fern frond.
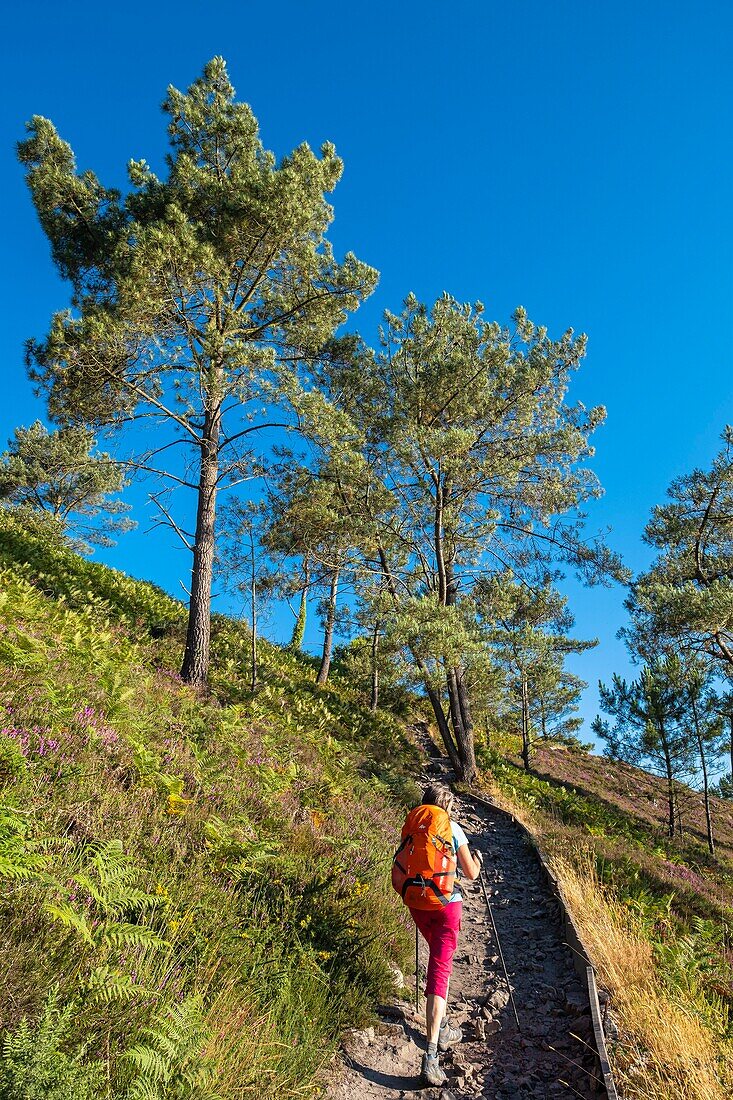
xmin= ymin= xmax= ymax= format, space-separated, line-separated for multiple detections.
xmin=122 ymin=995 xmax=222 ymax=1100
xmin=101 ymin=922 xmax=168 ymax=951
xmin=82 ymin=964 xmax=148 ymax=1005
xmin=44 ymin=901 xmax=94 ymax=944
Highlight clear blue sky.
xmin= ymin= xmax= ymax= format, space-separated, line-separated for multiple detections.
xmin=3 ymin=1 xmax=733 ymax=740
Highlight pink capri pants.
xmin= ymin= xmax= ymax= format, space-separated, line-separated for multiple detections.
xmin=409 ymin=900 xmax=462 ymax=999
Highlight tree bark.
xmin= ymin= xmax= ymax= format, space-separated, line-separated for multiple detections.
xmin=659 ymin=720 xmax=676 ymax=839
xmin=289 ymin=559 xmax=310 ymax=651
xmin=521 ymin=672 xmax=531 ymax=771
xmin=316 ymin=566 xmax=339 ymax=684
xmin=370 ymin=619 xmax=380 ymax=712
xmin=180 ymin=403 xmax=220 ymax=687
xmin=424 ymin=682 xmax=462 ymax=773
xmin=442 ymin=544 xmax=477 ymax=784
xmin=454 ymin=666 xmax=478 ymax=783
xmin=690 ymin=690 xmax=715 ymax=856
xmin=674 ymin=785 xmax=683 ymax=838
xmin=376 ymin=540 xmax=463 ymax=773
xmin=249 ymin=526 xmax=257 ymax=695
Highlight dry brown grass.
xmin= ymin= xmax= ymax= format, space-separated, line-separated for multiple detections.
xmin=476 ymin=755 xmax=733 ymax=1097
xmin=551 ymin=855 xmax=732 ymax=1100
xmin=475 ymin=774 xmax=733 ymax=1099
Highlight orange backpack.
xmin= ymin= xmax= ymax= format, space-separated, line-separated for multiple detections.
xmin=391 ymin=804 xmax=457 ymax=910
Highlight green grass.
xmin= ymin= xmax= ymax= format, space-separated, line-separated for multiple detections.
xmin=0 ymin=511 xmax=421 ymax=1098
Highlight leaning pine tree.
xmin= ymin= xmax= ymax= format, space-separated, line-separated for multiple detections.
xmin=18 ymin=57 xmax=376 ymax=686
xmin=318 ymin=296 xmax=622 ymax=782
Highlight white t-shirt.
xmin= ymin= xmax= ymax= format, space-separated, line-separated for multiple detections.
xmin=448 ymin=819 xmax=469 ymax=904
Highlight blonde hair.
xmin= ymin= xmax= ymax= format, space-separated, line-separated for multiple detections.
xmin=421 ymin=783 xmax=454 ymax=813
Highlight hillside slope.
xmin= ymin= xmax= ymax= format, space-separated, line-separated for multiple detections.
xmin=2 ymin=511 xmax=732 ymax=1099
xmin=0 ymin=512 xmax=421 ymax=1099
xmin=493 ymin=744 xmax=733 ymax=927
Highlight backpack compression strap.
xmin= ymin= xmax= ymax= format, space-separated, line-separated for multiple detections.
xmin=392 ymin=834 xmax=411 ymax=877
xmin=401 ymin=874 xmax=452 ymax=905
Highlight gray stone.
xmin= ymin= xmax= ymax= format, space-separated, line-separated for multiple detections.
xmin=487 ymin=988 xmax=510 ymax=1011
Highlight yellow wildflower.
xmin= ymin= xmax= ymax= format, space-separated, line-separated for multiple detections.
xmin=167 ymin=793 xmax=193 ymax=816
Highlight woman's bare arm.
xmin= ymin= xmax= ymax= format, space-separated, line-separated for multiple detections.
xmin=456 ymin=843 xmax=483 ymax=882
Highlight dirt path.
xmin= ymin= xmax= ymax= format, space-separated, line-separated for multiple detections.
xmin=327 ymin=783 xmax=600 ymax=1100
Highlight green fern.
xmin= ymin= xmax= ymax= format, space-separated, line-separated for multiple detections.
xmin=0 ymin=989 xmax=104 ymax=1100
xmin=82 ymin=964 xmax=148 ymax=1005
xmin=65 ymin=839 xmax=159 ymax=918
xmin=45 ymin=840 xmax=165 ymax=955
xmin=123 ymin=996 xmax=221 ymax=1100
xmin=43 ymin=901 xmax=94 ymax=944
xmin=0 ymin=805 xmax=48 ymax=881
xmin=102 ymin=922 xmax=167 ymax=951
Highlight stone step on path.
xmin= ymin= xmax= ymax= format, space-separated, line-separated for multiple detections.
xmin=326 ymin=790 xmax=600 ymax=1100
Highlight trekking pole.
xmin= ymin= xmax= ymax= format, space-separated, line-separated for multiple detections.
xmin=415 ymin=923 xmax=420 ymax=1012
xmin=479 ymin=870 xmax=522 ymax=1033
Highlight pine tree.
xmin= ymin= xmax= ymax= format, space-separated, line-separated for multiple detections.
xmin=477 ymin=574 xmax=593 ymax=770
xmin=261 ymin=450 xmax=384 ymax=682
xmin=318 ymin=296 xmax=618 ymax=782
xmin=18 ymin=58 xmax=376 ymax=686
xmin=0 ymin=421 xmax=132 ymax=551
xmin=630 ymin=426 xmax=733 ymax=674
xmin=593 ymin=657 xmax=693 ymax=838
xmin=680 ymin=657 xmax=726 ymax=855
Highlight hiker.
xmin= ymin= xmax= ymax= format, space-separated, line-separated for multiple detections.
xmin=392 ymin=783 xmax=483 ymax=1087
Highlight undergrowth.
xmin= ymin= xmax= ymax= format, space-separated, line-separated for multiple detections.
xmin=0 ymin=511 xmax=420 ymax=1097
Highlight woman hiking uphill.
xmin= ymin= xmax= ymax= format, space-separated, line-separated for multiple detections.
xmin=391 ymin=783 xmax=483 ymax=1087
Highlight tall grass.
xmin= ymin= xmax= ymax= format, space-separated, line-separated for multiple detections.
xmin=553 ymin=856 xmax=732 ymax=1100
xmin=0 ymin=512 xmax=419 ymax=1096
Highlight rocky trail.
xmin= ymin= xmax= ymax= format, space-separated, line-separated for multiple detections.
xmin=327 ymin=784 xmax=602 ymax=1100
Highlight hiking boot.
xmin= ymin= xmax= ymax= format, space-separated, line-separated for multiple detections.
xmin=421 ymin=1052 xmax=447 ymax=1086
xmin=438 ymin=1018 xmax=463 ymax=1051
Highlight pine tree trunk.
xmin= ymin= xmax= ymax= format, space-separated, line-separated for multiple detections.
xmin=249 ymin=527 xmax=257 ymax=694
xmin=446 ymin=667 xmax=477 ymax=784
xmin=289 ymin=560 xmax=310 ymax=651
xmin=424 ymin=682 xmax=462 ymax=773
xmin=181 ymin=405 xmax=220 ymax=687
xmin=370 ymin=620 xmax=380 ymax=712
xmin=455 ymin=666 xmax=477 ymax=783
xmin=690 ymin=691 xmax=715 ymax=856
xmin=375 ymin=541 xmax=462 ymax=772
xmin=442 ymin=543 xmax=477 ymax=784
xmin=659 ymin=722 xmax=675 ymax=839
xmin=316 ymin=567 xmax=339 ymax=685
xmin=521 ymin=673 xmax=531 ymax=772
